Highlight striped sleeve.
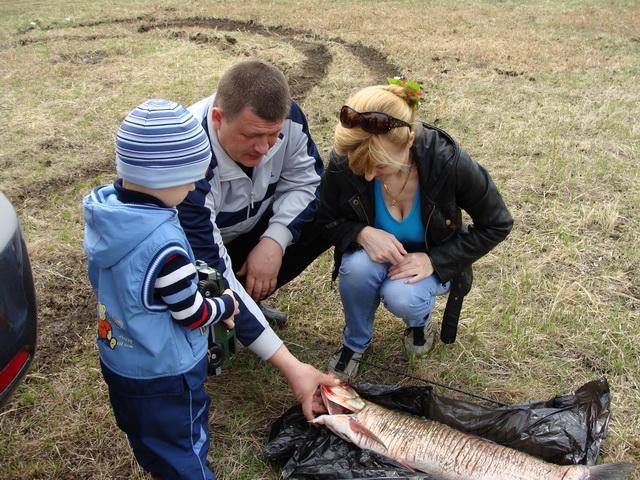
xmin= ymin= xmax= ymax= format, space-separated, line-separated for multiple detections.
xmin=154 ymin=254 xmax=235 ymax=329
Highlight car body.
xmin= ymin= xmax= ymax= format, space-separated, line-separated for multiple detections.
xmin=0 ymin=192 xmax=37 ymax=407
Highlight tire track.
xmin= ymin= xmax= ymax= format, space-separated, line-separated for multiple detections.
xmin=8 ymin=14 xmax=404 ymax=368
xmin=8 ymin=15 xmax=400 ymax=206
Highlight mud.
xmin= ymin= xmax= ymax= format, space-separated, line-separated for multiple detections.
xmin=34 ymin=258 xmax=96 ymax=370
xmin=13 ymin=33 xmax=126 ymax=48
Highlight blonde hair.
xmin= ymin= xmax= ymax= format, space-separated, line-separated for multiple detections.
xmin=334 ymin=85 xmax=417 ymax=176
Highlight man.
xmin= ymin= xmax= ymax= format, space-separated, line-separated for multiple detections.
xmin=178 ymin=60 xmax=330 ymax=328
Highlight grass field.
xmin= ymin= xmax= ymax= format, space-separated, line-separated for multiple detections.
xmin=1 ymin=0 xmax=639 ymax=478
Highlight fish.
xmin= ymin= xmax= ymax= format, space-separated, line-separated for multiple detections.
xmin=311 ymin=385 xmax=635 ymax=480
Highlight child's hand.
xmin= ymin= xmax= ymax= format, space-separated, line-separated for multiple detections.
xmin=221 ymin=289 xmax=239 ymax=329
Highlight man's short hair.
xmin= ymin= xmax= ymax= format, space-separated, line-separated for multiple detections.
xmin=213 ymin=60 xmax=291 ymax=121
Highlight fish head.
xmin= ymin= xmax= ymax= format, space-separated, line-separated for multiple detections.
xmin=311 ymin=414 xmax=358 ymax=443
xmin=320 ymin=384 xmax=366 ymax=415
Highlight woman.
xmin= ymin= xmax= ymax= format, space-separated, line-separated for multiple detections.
xmin=318 ymin=80 xmax=513 ymax=378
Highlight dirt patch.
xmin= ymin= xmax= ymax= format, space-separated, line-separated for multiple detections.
xmin=12 ymin=33 xmax=125 ymax=48
xmin=57 ymin=49 xmax=111 ymax=65
xmin=494 ymin=67 xmax=523 ymax=77
xmin=38 ymin=137 xmax=82 ymax=151
xmin=7 ymin=158 xmax=113 ymax=208
xmin=339 ymin=42 xmax=399 ymax=81
xmin=34 ymin=265 xmax=96 ymax=370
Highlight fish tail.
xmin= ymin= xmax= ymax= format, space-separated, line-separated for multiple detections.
xmin=587 ymin=461 xmax=635 ymax=480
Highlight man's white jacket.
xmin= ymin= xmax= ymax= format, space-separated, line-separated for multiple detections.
xmin=177 ymin=95 xmax=323 ymax=359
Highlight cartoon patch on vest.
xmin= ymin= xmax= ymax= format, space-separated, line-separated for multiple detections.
xmin=97 ymin=303 xmax=117 ymax=350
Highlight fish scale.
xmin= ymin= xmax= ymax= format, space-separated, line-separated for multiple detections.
xmin=359 ymin=402 xmax=575 ymax=480
xmin=312 ymin=385 xmax=635 ymax=480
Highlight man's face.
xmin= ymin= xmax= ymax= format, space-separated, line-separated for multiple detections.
xmin=212 ymin=106 xmax=284 ymax=168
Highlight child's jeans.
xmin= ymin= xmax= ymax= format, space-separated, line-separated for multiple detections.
xmin=338 ymin=249 xmax=450 ymax=353
xmin=101 ymin=355 xmax=215 ymax=480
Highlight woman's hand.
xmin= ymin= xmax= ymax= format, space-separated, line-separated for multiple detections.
xmin=388 ymin=252 xmax=434 ymax=283
xmin=357 ymin=226 xmax=407 ymax=264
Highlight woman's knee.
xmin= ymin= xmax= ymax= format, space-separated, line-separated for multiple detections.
xmin=381 ymin=281 xmax=435 ymax=320
xmin=339 ymin=250 xmax=386 ymax=285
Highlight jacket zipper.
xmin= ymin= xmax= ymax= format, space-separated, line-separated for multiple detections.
xmin=246 ymin=180 xmax=255 ymax=220
xmin=423 ymin=204 xmax=435 ymax=251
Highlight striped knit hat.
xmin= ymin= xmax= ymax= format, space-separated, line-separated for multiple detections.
xmin=116 ymin=99 xmax=211 ymax=189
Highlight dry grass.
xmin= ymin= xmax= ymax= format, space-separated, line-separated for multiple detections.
xmin=0 ymin=0 xmax=639 ymax=478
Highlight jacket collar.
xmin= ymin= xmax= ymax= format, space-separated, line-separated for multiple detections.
xmin=411 ymin=122 xmax=460 ymax=201
xmin=113 ymin=179 xmax=166 ymax=208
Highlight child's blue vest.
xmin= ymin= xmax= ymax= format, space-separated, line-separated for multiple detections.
xmin=89 ymin=201 xmax=208 ymax=379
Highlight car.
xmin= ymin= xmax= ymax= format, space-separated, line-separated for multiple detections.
xmin=0 ymin=191 xmax=37 ymax=407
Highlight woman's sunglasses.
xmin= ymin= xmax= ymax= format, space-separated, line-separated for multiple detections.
xmin=339 ymin=105 xmax=411 ymax=134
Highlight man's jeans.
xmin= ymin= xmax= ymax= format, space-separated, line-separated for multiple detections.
xmin=339 ymin=249 xmax=450 ymax=353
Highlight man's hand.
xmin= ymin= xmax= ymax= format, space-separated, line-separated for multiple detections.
xmin=356 ymin=226 xmax=407 ymax=265
xmin=236 ymin=237 xmax=283 ymax=301
xmin=387 ymin=252 xmax=434 ymax=283
xmin=268 ymin=345 xmax=342 ymax=421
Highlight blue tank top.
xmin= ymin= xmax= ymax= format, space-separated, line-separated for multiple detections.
xmin=374 ymin=179 xmax=424 ymax=249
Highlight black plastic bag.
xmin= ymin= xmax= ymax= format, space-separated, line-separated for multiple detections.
xmin=264 ymin=378 xmax=612 ymax=479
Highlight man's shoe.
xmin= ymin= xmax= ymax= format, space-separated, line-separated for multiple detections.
xmin=404 ymin=324 xmax=435 ymax=357
xmin=259 ymin=303 xmax=288 ymax=328
xmin=328 ymin=346 xmax=363 ymax=380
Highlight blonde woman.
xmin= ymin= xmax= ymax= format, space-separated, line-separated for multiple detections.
xmin=318 ymin=81 xmax=513 ymax=378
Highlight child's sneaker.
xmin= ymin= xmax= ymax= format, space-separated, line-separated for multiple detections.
xmin=404 ymin=324 xmax=435 ymax=357
xmin=328 ymin=346 xmax=363 ymax=379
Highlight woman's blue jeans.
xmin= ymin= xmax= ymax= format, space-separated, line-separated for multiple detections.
xmin=338 ymin=249 xmax=450 ymax=353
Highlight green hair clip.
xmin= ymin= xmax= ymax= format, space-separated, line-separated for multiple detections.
xmin=387 ymin=76 xmax=422 ymax=111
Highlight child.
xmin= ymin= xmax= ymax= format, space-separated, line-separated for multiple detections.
xmin=83 ymin=99 xmax=239 ymax=480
